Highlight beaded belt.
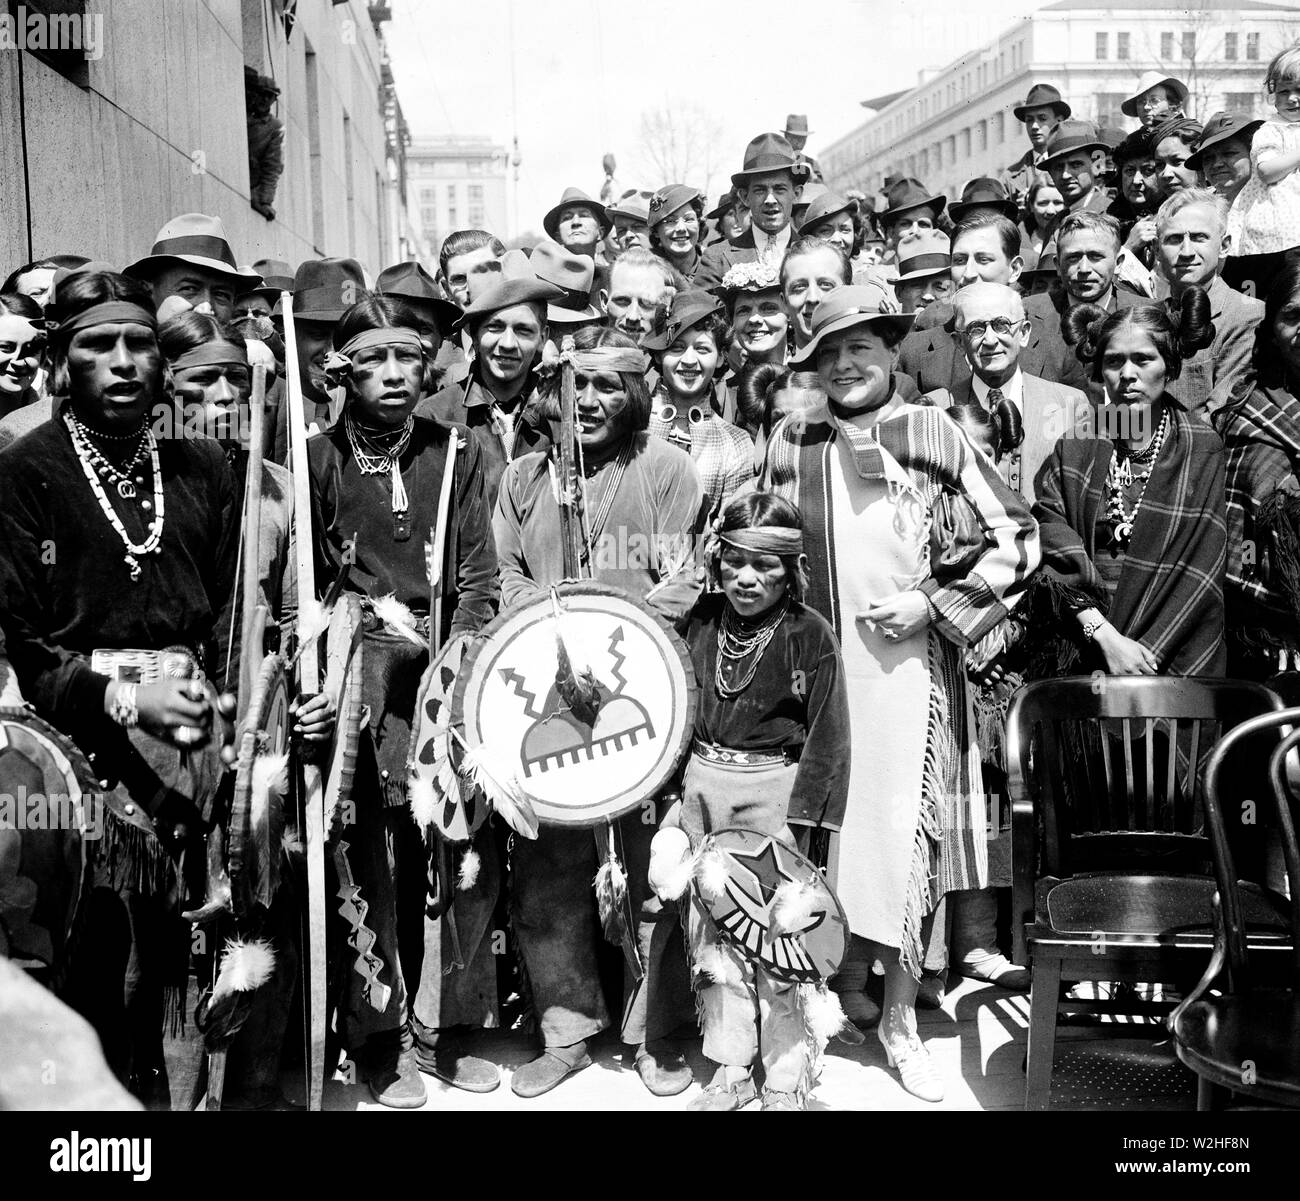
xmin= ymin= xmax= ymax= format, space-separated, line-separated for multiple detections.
xmin=90 ymin=647 xmax=201 ymax=685
xmin=692 ymin=740 xmax=798 ymax=767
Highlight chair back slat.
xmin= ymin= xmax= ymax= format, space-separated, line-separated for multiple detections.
xmin=1143 ymin=718 xmax=1156 ymax=830
xmin=1266 ymin=726 xmax=1300 ymax=986
xmin=1121 ymin=718 xmax=1135 ymax=826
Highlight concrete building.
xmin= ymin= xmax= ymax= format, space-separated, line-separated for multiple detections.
xmin=820 ymin=0 xmax=1300 ymax=202
xmin=0 ymin=0 xmax=421 ymax=281
xmin=406 ymin=136 xmax=511 ymax=265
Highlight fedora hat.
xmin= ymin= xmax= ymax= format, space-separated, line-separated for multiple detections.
xmin=376 ymin=260 xmax=463 ymax=332
xmin=124 ymin=213 xmax=262 ymax=285
xmin=543 ymin=187 xmax=614 ymax=242
xmin=529 ymin=241 xmax=601 ymax=324
xmin=705 ymin=191 xmax=738 ymax=221
xmin=606 ymin=189 xmax=654 ymax=224
xmin=893 ymin=230 xmax=952 ymax=284
xmin=1187 ymin=111 xmax=1264 ymax=171
xmin=784 ymin=113 xmax=812 ymax=138
xmin=456 ymin=257 xmax=565 ymax=335
xmin=731 ymin=132 xmax=811 ymax=188
xmin=240 ymin=258 xmax=295 ymax=303
xmin=1039 ymin=120 xmax=1107 ymax=167
xmin=641 ymin=290 xmax=725 ymax=352
xmin=290 ymin=257 xmax=366 ymax=324
xmin=1121 ymin=72 xmax=1189 ymax=118
xmin=882 ymin=177 xmax=946 ymax=224
xmin=648 ymin=184 xmax=703 ymax=228
xmin=789 ymin=283 xmax=914 ymax=367
xmin=1020 ymin=250 xmax=1059 ymax=284
xmin=1012 ymin=84 xmax=1071 ymax=122
xmin=797 ymin=189 xmax=859 ymax=235
xmin=949 ymin=178 xmax=1019 ymax=224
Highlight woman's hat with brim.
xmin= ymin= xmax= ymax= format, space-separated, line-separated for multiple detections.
xmin=641 ymin=290 xmax=724 ymax=352
xmin=949 ymin=178 xmax=1019 ymax=224
xmin=882 ymin=177 xmax=946 ymax=225
xmin=543 ymin=187 xmax=614 ymax=242
xmin=455 ymin=254 xmax=565 ymax=335
xmin=893 ymin=230 xmax=952 ymax=283
xmin=648 ymin=184 xmax=703 ymax=229
xmin=529 ymin=240 xmax=602 ymax=324
xmin=1039 ymin=120 xmax=1108 ymax=167
xmin=705 ymin=191 xmax=738 ymax=220
xmin=1120 ymin=72 xmax=1190 ymax=118
xmin=730 ymin=132 xmax=811 ymax=189
xmin=375 ymin=260 xmax=463 ymax=334
xmin=788 ymin=282 xmax=914 ymax=367
xmin=1187 ymin=111 xmax=1264 ymax=171
xmin=711 ymin=260 xmax=783 ymax=304
xmin=123 ymin=213 xmax=263 ymax=286
xmin=1012 ymin=83 xmax=1071 ymax=122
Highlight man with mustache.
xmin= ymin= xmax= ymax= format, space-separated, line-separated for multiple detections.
xmin=695 ymin=134 xmax=809 ymax=290
xmin=601 ymin=247 xmax=677 ymax=346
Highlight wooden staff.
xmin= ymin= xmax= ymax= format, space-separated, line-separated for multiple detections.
xmin=238 ymin=363 xmax=268 ymax=711
xmin=428 ymin=431 xmax=460 ymax=657
xmin=282 ymin=296 xmax=329 ymax=1113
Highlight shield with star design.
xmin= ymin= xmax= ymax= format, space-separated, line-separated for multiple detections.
xmin=695 ymin=827 xmax=849 ymax=983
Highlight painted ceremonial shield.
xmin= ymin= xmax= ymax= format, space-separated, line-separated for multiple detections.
xmin=408 ymin=632 xmax=488 ymax=843
xmin=0 ymin=708 xmax=94 ymax=977
xmin=453 ymin=582 xmax=697 ymax=827
xmin=695 ymin=828 xmax=850 ymax=984
xmin=322 ymin=594 xmax=364 ymax=838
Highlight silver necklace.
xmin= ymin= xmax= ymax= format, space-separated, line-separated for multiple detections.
xmin=715 ymin=599 xmax=787 ymax=698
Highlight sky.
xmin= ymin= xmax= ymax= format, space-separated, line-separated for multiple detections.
xmin=387 ymin=0 xmax=1045 ymax=237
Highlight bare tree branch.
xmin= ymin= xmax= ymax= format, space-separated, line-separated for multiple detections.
xmin=633 ymin=103 xmax=726 ymax=198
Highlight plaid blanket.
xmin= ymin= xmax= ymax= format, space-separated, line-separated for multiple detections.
xmin=1032 ymin=401 xmax=1227 ymax=676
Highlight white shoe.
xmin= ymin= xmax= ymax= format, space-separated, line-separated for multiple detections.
xmin=877 ymin=1025 xmax=944 ymax=1103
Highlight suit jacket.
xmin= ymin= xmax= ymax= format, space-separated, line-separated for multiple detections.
xmin=1167 ymin=274 xmax=1265 ymax=419
xmin=1000 ymin=146 xmax=1045 ymax=205
xmin=1023 ymin=284 xmax=1145 ymax=406
xmin=696 ymin=225 xmax=790 ymax=290
xmin=923 ymin=371 xmax=1090 ymax=504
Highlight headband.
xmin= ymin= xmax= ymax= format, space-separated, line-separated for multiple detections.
xmin=51 ymin=302 xmax=158 ymax=339
xmin=540 ymin=341 xmax=650 ymax=378
xmin=719 ymin=527 xmax=804 ymax=555
xmin=170 ymin=341 xmax=249 ymax=372
xmin=323 ymin=327 xmax=426 ymax=386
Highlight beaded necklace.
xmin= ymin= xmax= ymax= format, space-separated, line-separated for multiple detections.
xmin=64 ymin=412 xmax=164 ymax=582
xmin=715 ymin=597 xmax=788 ymax=698
xmin=1105 ymin=407 xmax=1170 ymax=549
xmin=345 ymin=412 xmax=415 ymax=541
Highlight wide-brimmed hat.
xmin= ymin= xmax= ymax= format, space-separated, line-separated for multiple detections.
xmin=376 ymin=260 xmax=463 ymax=332
xmin=1012 ymin=84 xmax=1071 ymax=122
xmin=893 ymin=231 xmax=952 ymax=284
xmin=784 ymin=113 xmax=812 ymax=138
xmin=648 ymin=184 xmax=703 ymax=229
xmin=797 ymin=190 xmax=859 ymax=235
xmin=529 ymin=241 xmax=601 ymax=324
xmin=244 ymin=258 xmax=294 ymax=298
xmin=705 ymin=191 xmax=738 ymax=220
xmin=123 ymin=213 xmax=262 ymax=286
xmin=456 ymin=258 xmax=565 ymax=334
xmin=1121 ymin=72 xmax=1190 ymax=118
xmin=730 ymin=132 xmax=811 ymax=188
xmin=641 ymin=290 xmax=725 ymax=352
xmin=949 ymin=178 xmax=1019 ymax=224
xmin=789 ymin=283 xmax=914 ymax=367
xmin=1039 ymin=120 xmax=1108 ymax=167
xmin=290 ymin=257 xmax=366 ymax=324
xmin=606 ymin=189 xmax=654 ymax=225
xmin=882 ymin=177 xmax=946 ymax=224
xmin=1187 ymin=111 xmax=1264 ymax=171
xmin=543 ymin=187 xmax=614 ymax=242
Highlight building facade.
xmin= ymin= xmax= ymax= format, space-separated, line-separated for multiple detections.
xmin=406 ymin=136 xmax=510 ymax=266
xmin=0 ymin=0 xmax=420 ymax=281
xmin=820 ymin=0 xmax=1300 ymax=203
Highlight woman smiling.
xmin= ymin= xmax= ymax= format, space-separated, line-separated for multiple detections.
xmin=0 ymin=292 xmax=46 ymax=426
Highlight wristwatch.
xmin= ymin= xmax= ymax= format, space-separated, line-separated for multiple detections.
xmin=1080 ymin=615 xmax=1106 ymax=642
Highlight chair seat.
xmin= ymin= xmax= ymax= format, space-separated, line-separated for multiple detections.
xmin=1171 ymin=991 xmax=1300 ymax=1107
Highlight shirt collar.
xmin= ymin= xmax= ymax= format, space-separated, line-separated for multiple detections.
xmin=752 ymin=223 xmax=792 ymax=262
xmin=972 ymin=368 xmax=1024 ymax=410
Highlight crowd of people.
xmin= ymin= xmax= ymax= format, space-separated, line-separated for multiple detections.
xmin=3 ymin=50 xmax=1300 ymax=1114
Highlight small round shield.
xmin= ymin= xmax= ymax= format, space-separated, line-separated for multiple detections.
xmin=453 ymin=582 xmax=696 ymax=827
xmin=322 ymin=594 xmax=364 ymax=837
xmin=694 ymin=827 xmax=849 ymax=984
xmin=408 ymin=632 xmax=487 ymax=843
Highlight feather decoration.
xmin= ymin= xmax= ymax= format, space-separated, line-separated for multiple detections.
xmin=408 ymin=772 xmax=438 ymax=831
xmin=250 ymin=751 xmax=289 ymax=909
xmin=251 ymin=750 xmax=289 ymax=804
xmin=457 ymin=846 xmax=481 ymax=891
xmin=647 ymin=826 xmax=695 ymax=901
xmin=197 ymin=937 xmax=277 ymax=1050
xmin=550 ymin=589 xmax=601 ymax=726
xmin=459 ymin=736 xmax=539 ymax=839
xmin=798 ymin=982 xmax=862 ymax=1046
xmin=694 ymin=944 xmax=744 ymax=987
xmin=281 ymin=824 xmax=305 ymax=860
xmin=770 ymin=878 xmax=820 ymax=937
xmin=594 ymin=851 xmax=629 ymax=946
xmin=695 ymin=845 xmax=730 ymax=903
xmin=373 ymin=593 xmax=429 ymax=649
xmin=295 ymin=598 xmax=334 ymax=652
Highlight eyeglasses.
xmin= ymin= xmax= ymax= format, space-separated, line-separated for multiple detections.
xmin=961 ymin=317 xmax=1022 ymax=342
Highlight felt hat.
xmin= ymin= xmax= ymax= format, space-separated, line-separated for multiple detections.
xmin=1012 ymin=83 xmax=1071 ymax=122
xmin=784 ymin=113 xmax=812 ymax=138
xmin=882 ymin=177 xmax=946 ymax=224
xmin=730 ymin=132 xmax=811 ymax=188
xmin=1187 ymin=111 xmax=1264 ymax=171
xmin=1096 ymin=125 xmax=1127 ymax=150
xmin=705 ymin=191 xmax=738 ymax=220
xmin=788 ymin=282 xmax=914 ymax=367
xmin=543 ymin=187 xmax=614 ymax=242
xmin=893 ymin=230 xmax=952 ymax=283
xmin=606 ymin=189 xmax=654 ymax=224
xmin=1039 ymin=120 xmax=1107 ymax=167
xmin=648 ymin=184 xmax=703 ymax=229
xmin=290 ymin=257 xmax=367 ymax=324
xmin=949 ymin=178 xmax=1019 ymax=224
xmin=529 ymin=241 xmax=601 ymax=324
xmin=1019 ymin=250 xmax=1059 ymax=285
xmin=797 ymin=189 xmax=859 ymax=235
xmin=375 ymin=260 xmax=463 ymax=332
xmin=1121 ymin=72 xmax=1190 ymax=118
xmin=240 ymin=258 xmax=294 ymax=303
xmin=456 ymin=258 xmax=565 ymax=333
xmin=123 ymin=213 xmax=262 ymax=286
xmin=641 ymin=290 xmax=725 ymax=352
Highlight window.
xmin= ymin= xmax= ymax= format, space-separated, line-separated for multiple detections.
xmin=1225 ymin=32 xmax=1238 ymax=61
xmin=1182 ymin=32 xmax=1195 ymax=60
xmin=1095 ymin=32 xmax=1108 ymax=60
xmin=1247 ymin=32 xmax=1260 ymax=60
xmin=1117 ymin=32 xmax=1130 ymax=60
xmin=468 ymin=183 xmax=484 ymax=206
xmin=959 ymin=128 xmax=971 ymax=159
xmin=1161 ymin=32 xmax=1174 ymax=59
xmin=993 ymin=111 xmax=1005 ymax=144
xmin=976 ymin=119 xmax=987 ymax=151
xmin=1096 ymin=93 xmax=1128 ymax=128
xmin=1226 ymin=92 xmax=1258 ymax=114
xmin=446 ymin=184 xmax=457 ymax=228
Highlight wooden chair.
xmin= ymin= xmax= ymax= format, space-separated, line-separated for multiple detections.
xmin=1169 ymin=707 xmax=1300 ymax=1110
xmin=1007 ymin=677 xmax=1292 ymax=1110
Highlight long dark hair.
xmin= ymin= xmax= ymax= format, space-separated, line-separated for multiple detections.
xmin=1063 ymin=289 xmax=1214 ymax=384
xmin=542 ymin=324 xmax=652 ymax=432
xmin=1252 ymin=260 xmax=1300 ymax=390
xmin=157 ymin=310 xmax=242 ymax=363
xmin=45 ymin=271 xmax=158 ymax=399
xmin=709 ymin=490 xmax=808 ymax=602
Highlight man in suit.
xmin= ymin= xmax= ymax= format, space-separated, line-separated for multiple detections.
xmin=923 ymin=282 xmax=1088 ymax=505
xmin=1155 ymin=187 xmax=1265 ymax=418
xmin=1039 ymin=122 xmax=1114 ymax=262
xmin=1001 ymin=83 xmax=1071 ymax=207
xmin=696 ymin=133 xmax=809 ymax=289
xmin=783 ymin=113 xmax=824 ymax=183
